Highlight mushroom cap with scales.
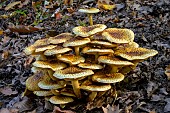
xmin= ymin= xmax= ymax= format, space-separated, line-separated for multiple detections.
xmin=32 ymin=60 xmax=67 ymax=71
xmin=72 ymin=24 xmax=107 ymax=37
xmin=57 ymin=54 xmax=85 ymax=65
xmin=92 ymin=72 xmax=125 ymax=83
xmin=53 ymin=66 xmax=94 ymax=79
xmin=115 ymin=47 xmax=158 ymax=60
xmin=102 ymin=28 xmax=134 ymax=43
xmin=82 ymin=47 xmax=114 ymax=55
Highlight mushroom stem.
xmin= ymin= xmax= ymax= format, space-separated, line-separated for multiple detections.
xmin=22 ymin=88 xmax=32 ymax=97
xmin=88 ymin=14 xmax=93 ymax=25
xmin=75 ymin=46 xmax=80 ymax=55
xmin=119 ymin=66 xmax=132 ymax=74
xmin=110 ymin=65 xmax=119 ymax=73
xmin=94 ymin=53 xmax=99 ymax=63
xmin=131 ymin=59 xmax=143 ymax=69
xmin=88 ymin=91 xmax=97 ymax=101
xmin=71 ymin=80 xmax=81 ymax=98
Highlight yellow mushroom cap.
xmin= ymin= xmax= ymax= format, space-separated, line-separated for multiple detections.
xmin=63 ymin=37 xmax=90 ymax=47
xmin=92 ymin=73 xmax=125 ymax=83
xmin=82 ymin=47 xmax=114 ymax=55
xmin=78 ymin=8 xmax=100 ymax=13
xmin=102 ymin=28 xmax=134 ymax=43
xmin=90 ymin=40 xmax=117 ymax=48
xmin=80 ymin=80 xmax=111 ymax=91
xmin=72 ymin=24 xmax=107 ymax=37
xmin=49 ymin=95 xmax=74 ymax=104
xmin=118 ymin=42 xmax=139 ymax=49
xmin=89 ymin=32 xmax=107 ymax=41
xmin=35 ymin=45 xmax=57 ymax=53
xmin=26 ymin=72 xmax=44 ymax=91
xmin=24 ymin=38 xmax=49 ymax=55
xmin=115 ymin=47 xmax=158 ymax=60
xmin=38 ymin=78 xmax=66 ymax=90
xmin=53 ymin=67 xmax=94 ymax=79
xmin=44 ymin=46 xmax=72 ymax=56
xmin=98 ymin=56 xmax=134 ymax=65
xmin=57 ymin=54 xmax=85 ymax=65
xmin=33 ymin=90 xmax=53 ymax=96
xmin=32 ymin=60 xmax=67 ymax=71
xmin=78 ymin=63 xmax=103 ymax=70
xmin=48 ymin=33 xmax=73 ymax=44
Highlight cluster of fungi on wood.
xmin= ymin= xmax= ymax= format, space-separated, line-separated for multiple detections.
xmin=23 ymin=8 xmax=158 ymax=105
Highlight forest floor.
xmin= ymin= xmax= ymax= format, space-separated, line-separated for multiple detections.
xmin=0 ymin=0 xmax=170 ymax=113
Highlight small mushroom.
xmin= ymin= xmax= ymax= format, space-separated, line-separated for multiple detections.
xmin=78 ymin=8 xmax=100 ymax=25
xmin=53 ymin=67 xmax=94 ymax=98
xmin=80 ymin=80 xmax=111 ymax=101
xmin=102 ymin=28 xmax=134 ymax=43
xmin=57 ymin=54 xmax=85 ymax=65
xmin=63 ymin=37 xmax=90 ymax=55
xmin=72 ymin=24 xmax=107 ymax=37
xmin=98 ymin=56 xmax=134 ymax=73
xmin=82 ymin=47 xmax=114 ymax=63
xmin=35 ymin=45 xmax=57 ymax=53
xmin=49 ymin=95 xmax=74 ymax=104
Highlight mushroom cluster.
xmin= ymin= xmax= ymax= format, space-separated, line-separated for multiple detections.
xmin=23 ymin=23 xmax=158 ymax=105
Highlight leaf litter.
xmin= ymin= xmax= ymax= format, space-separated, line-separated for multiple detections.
xmin=0 ymin=0 xmax=170 ymax=112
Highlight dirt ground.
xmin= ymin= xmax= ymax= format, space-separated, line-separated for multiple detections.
xmin=0 ymin=0 xmax=170 ymax=113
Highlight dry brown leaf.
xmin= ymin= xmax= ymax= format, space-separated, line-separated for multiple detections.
xmin=13 ymin=97 xmax=33 ymax=112
xmin=52 ymin=106 xmax=75 ymax=113
xmin=8 ymin=25 xmax=42 ymax=33
xmin=55 ymin=12 xmax=62 ymax=20
xmin=165 ymin=64 xmax=170 ymax=80
xmin=18 ymin=0 xmax=30 ymax=8
xmin=102 ymin=104 xmax=119 ymax=113
xmin=0 ymin=108 xmax=19 ymax=113
xmin=5 ymin=1 xmax=21 ymax=10
xmin=97 ymin=0 xmax=116 ymax=10
xmin=64 ymin=0 xmax=73 ymax=5
xmin=2 ymin=51 xmax=10 ymax=60
xmin=0 ymin=86 xmax=18 ymax=96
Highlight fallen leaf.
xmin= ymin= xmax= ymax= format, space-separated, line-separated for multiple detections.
xmin=55 ymin=12 xmax=62 ymax=20
xmin=52 ymin=106 xmax=75 ymax=113
xmin=147 ymin=81 xmax=158 ymax=97
xmin=8 ymin=25 xmax=42 ymax=33
xmin=24 ymin=56 xmax=34 ymax=68
xmin=18 ymin=0 xmax=30 ymax=8
xmin=97 ymin=0 xmax=116 ymax=10
xmin=64 ymin=0 xmax=73 ymax=5
xmin=2 ymin=51 xmax=10 ymax=60
xmin=102 ymin=104 xmax=119 ymax=113
xmin=13 ymin=97 xmax=33 ymax=112
xmin=5 ymin=1 xmax=21 ymax=10
xmin=164 ymin=102 xmax=170 ymax=112
xmin=0 ymin=86 xmax=18 ymax=96
xmin=165 ymin=64 xmax=170 ymax=80
xmin=0 ymin=29 xmax=3 ymax=35
xmin=0 ymin=108 xmax=19 ymax=113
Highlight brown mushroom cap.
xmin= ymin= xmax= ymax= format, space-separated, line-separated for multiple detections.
xmin=78 ymin=63 xmax=103 ymax=70
xmin=102 ymin=28 xmax=134 ymax=43
xmin=117 ymin=42 xmax=139 ymax=49
xmin=33 ymin=90 xmax=53 ymax=96
xmin=92 ymin=72 xmax=125 ymax=83
xmin=115 ymin=47 xmax=158 ymax=60
xmin=82 ymin=47 xmax=114 ymax=55
xmin=53 ymin=67 xmax=94 ymax=79
xmin=44 ymin=46 xmax=72 ymax=56
xmin=48 ymin=33 xmax=73 ymax=44
xmin=49 ymin=95 xmax=74 ymax=104
xmin=89 ymin=32 xmax=107 ymax=41
xmin=80 ymin=80 xmax=111 ymax=91
xmin=32 ymin=60 xmax=67 ymax=71
xmin=98 ymin=56 xmax=134 ymax=66
xmin=34 ymin=38 xmax=49 ymax=46
xmin=78 ymin=8 xmax=100 ymax=14
xmin=63 ymin=37 xmax=91 ymax=47
xmin=72 ymin=24 xmax=107 ymax=37
xmin=26 ymin=72 xmax=44 ymax=91
xmin=57 ymin=54 xmax=85 ymax=65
